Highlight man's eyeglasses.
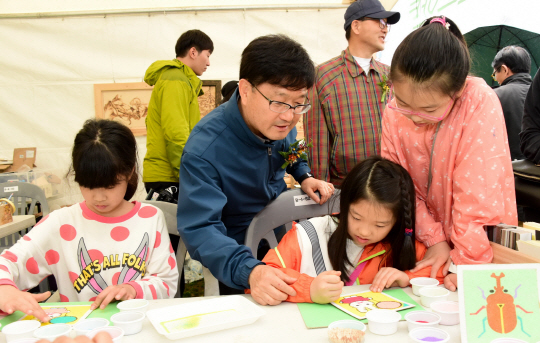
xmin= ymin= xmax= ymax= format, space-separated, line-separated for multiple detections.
xmin=491 ymin=66 xmax=501 ymax=81
xmin=251 ymin=83 xmax=311 ymax=115
xmin=364 ymin=18 xmax=391 ymax=31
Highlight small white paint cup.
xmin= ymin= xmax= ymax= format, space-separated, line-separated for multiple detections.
xmin=431 ymin=300 xmax=460 ymax=325
xmin=405 ymin=311 xmax=441 ymax=331
xmin=116 ymin=299 xmax=149 ymax=313
xmin=1 ymin=320 xmax=41 ymax=343
xmin=410 ymin=277 xmax=439 ymax=296
xmin=409 ymin=327 xmax=450 ymax=343
xmin=33 ymin=324 xmax=71 ymax=340
xmin=365 ymin=309 xmax=401 ymax=335
xmin=73 ymin=318 xmax=110 ymax=336
xmin=86 ymin=326 xmax=124 ymax=343
xmin=110 ymin=311 xmax=145 ymax=335
xmin=419 ymin=287 xmax=450 ymax=308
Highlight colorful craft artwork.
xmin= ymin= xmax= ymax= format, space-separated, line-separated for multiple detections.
xmin=331 ymin=291 xmax=414 ymax=320
xmin=20 ymin=304 xmax=93 ymax=326
xmin=458 ymin=264 xmax=540 ymax=342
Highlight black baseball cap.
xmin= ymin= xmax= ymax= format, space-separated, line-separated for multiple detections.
xmin=344 ymin=0 xmax=400 ymax=30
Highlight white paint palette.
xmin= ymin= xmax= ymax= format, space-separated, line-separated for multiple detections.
xmin=146 ymin=295 xmax=265 ymax=340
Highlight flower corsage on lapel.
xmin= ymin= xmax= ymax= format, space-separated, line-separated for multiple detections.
xmin=279 ymin=139 xmax=312 ymax=169
xmin=377 ymin=74 xmax=391 ymax=103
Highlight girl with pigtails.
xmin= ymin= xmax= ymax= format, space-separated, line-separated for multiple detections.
xmin=381 ymin=16 xmax=517 ymax=292
xmin=0 ymin=119 xmax=178 ymax=322
xmin=262 ymin=156 xmax=444 ymax=304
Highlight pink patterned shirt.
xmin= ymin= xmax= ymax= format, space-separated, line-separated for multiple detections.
xmin=381 ymin=77 xmax=517 ymax=265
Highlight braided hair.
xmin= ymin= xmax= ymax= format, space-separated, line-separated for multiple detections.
xmin=328 ymin=156 xmax=417 ymax=283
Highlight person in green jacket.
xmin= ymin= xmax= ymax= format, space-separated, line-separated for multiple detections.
xmin=143 ymin=29 xmax=213 ymax=197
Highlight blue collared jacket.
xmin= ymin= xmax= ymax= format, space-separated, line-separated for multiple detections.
xmin=177 ymin=91 xmax=310 ymax=289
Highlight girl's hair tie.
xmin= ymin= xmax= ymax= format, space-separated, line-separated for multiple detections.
xmin=430 ymin=16 xmax=450 ymax=30
xmin=405 ymin=228 xmax=413 ymax=236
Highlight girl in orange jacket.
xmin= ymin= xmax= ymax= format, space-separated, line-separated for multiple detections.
xmin=262 ymin=156 xmax=444 ymax=303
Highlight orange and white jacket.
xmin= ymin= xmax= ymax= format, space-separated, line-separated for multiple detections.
xmin=262 ymin=216 xmax=444 ymax=303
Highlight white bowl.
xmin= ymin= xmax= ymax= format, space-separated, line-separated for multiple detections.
xmin=116 ymin=299 xmax=149 ymax=313
xmin=409 ymin=327 xmax=450 ymax=343
xmin=86 ymin=326 xmax=124 ymax=343
xmin=404 ymin=311 xmax=441 ymax=331
xmin=431 ymin=300 xmax=460 ymax=325
xmin=410 ymin=277 xmax=439 ymax=296
xmin=73 ymin=318 xmax=110 ymax=336
xmin=327 ymin=320 xmax=366 ymax=343
xmin=1 ymin=320 xmax=41 ymax=343
xmin=110 ymin=311 xmax=145 ymax=335
xmin=419 ymin=287 xmax=449 ymax=308
xmin=365 ymin=309 xmax=401 ymax=335
xmin=33 ymin=324 xmax=71 ymax=340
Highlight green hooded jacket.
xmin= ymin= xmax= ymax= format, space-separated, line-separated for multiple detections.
xmin=143 ymin=59 xmax=202 ymax=183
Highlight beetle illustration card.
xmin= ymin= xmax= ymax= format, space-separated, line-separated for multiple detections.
xmin=458 ymin=264 xmax=540 ymax=342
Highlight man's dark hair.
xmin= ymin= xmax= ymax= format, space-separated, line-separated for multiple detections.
xmin=175 ymin=29 xmax=214 ymax=58
xmin=239 ymin=34 xmax=315 ymax=90
xmin=492 ymin=46 xmax=531 ymax=74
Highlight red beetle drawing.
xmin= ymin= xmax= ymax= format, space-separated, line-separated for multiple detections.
xmin=470 ymin=272 xmax=532 ymax=338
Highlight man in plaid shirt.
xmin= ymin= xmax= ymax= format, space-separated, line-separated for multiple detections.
xmin=304 ymin=0 xmax=400 ymax=187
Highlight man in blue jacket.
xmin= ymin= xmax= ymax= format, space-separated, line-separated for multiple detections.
xmin=177 ymin=34 xmax=335 ymax=305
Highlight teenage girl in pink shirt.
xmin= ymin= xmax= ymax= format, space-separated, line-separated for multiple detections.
xmin=381 ymin=16 xmax=517 ymax=291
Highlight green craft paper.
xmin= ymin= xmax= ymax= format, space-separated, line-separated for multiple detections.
xmin=0 ymin=301 xmax=120 ymax=328
xmin=297 ymin=288 xmax=424 ymax=329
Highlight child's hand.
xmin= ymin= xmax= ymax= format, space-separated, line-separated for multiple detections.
xmin=0 ymin=285 xmax=51 ymax=322
xmin=310 ymin=270 xmax=343 ymax=304
xmin=444 ymin=273 xmax=458 ymax=291
xmin=91 ymin=284 xmax=137 ymax=310
xmin=370 ymin=267 xmax=409 ymax=292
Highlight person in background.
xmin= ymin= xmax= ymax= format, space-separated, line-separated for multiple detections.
xmin=381 ymin=16 xmax=517 ymax=291
xmin=492 ymin=45 xmax=532 ymax=161
xmin=520 ymin=68 xmax=540 ymax=163
xmin=304 ymin=0 xmax=400 ymax=187
xmin=178 ymin=34 xmax=335 ymax=305
xmin=0 ymin=119 xmax=177 ymax=322
xmin=220 ymin=80 xmax=239 ymax=104
xmin=143 ymin=29 xmax=213 ymax=197
xmin=142 ymin=29 xmax=213 ymax=295
xmin=263 ymin=157 xmax=444 ymax=304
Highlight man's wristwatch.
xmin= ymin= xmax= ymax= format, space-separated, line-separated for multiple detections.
xmin=296 ymin=172 xmax=313 ymax=185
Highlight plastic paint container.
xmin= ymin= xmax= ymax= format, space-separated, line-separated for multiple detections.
xmin=86 ymin=326 xmax=125 ymax=343
xmin=409 ymin=327 xmax=450 ymax=343
xmin=405 ymin=311 xmax=441 ymax=331
xmin=73 ymin=318 xmax=110 ymax=336
xmin=365 ymin=309 xmax=401 ymax=335
xmin=410 ymin=277 xmax=439 ymax=296
xmin=1 ymin=320 xmax=41 ymax=343
xmin=419 ymin=287 xmax=450 ymax=308
xmin=327 ymin=320 xmax=366 ymax=343
xmin=116 ymin=299 xmax=149 ymax=313
xmin=33 ymin=324 xmax=71 ymax=340
xmin=110 ymin=311 xmax=145 ymax=335
xmin=430 ymin=301 xmax=460 ymax=325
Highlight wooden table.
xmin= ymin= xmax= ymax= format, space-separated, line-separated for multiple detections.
xmin=0 ymin=215 xmax=35 ymax=239
xmin=0 ymin=285 xmax=461 ymax=343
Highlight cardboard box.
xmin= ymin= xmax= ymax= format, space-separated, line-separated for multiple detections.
xmin=0 ymin=148 xmax=37 ymax=173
